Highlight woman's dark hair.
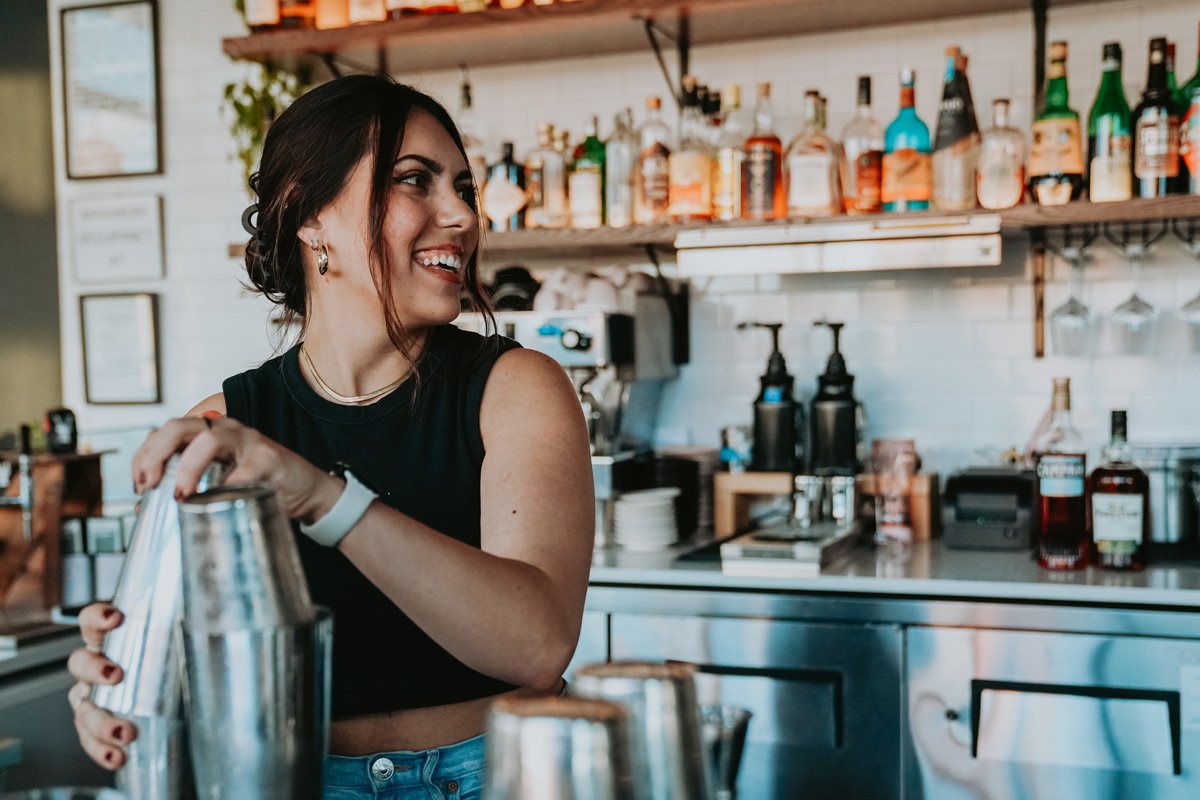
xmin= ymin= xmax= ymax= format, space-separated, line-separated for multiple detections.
xmin=243 ymin=74 xmax=493 ymax=361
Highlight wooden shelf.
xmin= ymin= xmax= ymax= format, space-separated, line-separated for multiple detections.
xmin=221 ymin=0 xmax=1117 ymax=75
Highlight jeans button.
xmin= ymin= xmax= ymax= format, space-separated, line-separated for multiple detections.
xmin=371 ymin=756 xmax=395 ymax=781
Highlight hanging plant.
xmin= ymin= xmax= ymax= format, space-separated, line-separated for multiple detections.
xmin=223 ymin=62 xmax=311 ymax=191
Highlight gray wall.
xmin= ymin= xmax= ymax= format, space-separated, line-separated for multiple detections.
xmin=0 ymin=0 xmax=62 ymax=436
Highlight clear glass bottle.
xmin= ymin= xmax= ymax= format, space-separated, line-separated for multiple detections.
xmin=525 ymin=122 xmax=567 ymax=229
xmin=932 ymin=46 xmax=981 ymax=210
xmin=1089 ymin=410 xmax=1150 ymax=571
xmin=1132 ymin=37 xmax=1182 ymax=198
xmin=634 ymin=96 xmax=672 ymax=224
xmin=840 ymin=76 xmax=884 ymax=214
xmin=882 ymin=67 xmax=932 ymax=212
xmin=712 ymin=84 xmax=746 ymax=221
xmin=977 ymin=99 xmax=1025 ymax=210
xmin=741 ymin=82 xmax=786 ymax=219
xmin=279 ymin=0 xmax=317 ymax=28
xmin=669 ymin=76 xmax=714 ymax=222
xmin=1028 ymin=41 xmax=1085 ymax=205
xmin=786 ymin=90 xmax=842 ymax=217
xmin=484 ymin=142 xmax=526 ymax=232
xmin=605 ymin=109 xmax=636 ymax=228
xmin=569 ymin=116 xmax=605 ymax=229
xmin=245 ymin=0 xmax=281 ymax=31
xmin=1034 ymin=377 xmax=1088 ymax=570
xmin=1087 ymin=42 xmax=1133 ymax=202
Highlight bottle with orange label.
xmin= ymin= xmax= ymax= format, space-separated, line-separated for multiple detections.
xmin=668 ymin=76 xmax=714 ymax=222
xmin=882 ymin=68 xmax=932 ymax=212
xmin=1028 ymin=40 xmax=1085 ymax=205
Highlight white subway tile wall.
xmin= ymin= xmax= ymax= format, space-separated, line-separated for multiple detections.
xmin=46 ymin=0 xmax=1200 ymax=475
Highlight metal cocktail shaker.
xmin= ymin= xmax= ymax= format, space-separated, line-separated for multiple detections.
xmin=177 ymin=485 xmax=330 ymax=800
xmin=91 ymin=457 xmax=225 ymax=800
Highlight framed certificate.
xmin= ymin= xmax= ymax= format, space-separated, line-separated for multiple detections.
xmin=70 ymin=195 xmax=164 ymax=282
xmin=80 ymin=293 xmax=161 ymax=405
xmin=61 ymin=1 xmax=162 ymax=179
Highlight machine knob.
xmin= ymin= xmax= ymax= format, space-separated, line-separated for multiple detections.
xmin=559 ymin=329 xmax=591 ymax=351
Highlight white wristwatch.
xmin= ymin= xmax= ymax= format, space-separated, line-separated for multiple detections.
xmin=299 ymin=463 xmax=378 ymax=548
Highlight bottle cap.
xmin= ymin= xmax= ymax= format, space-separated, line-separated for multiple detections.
xmin=1049 ymin=41 xmax=1068 ymax=61
xmin=899 ymin=67 xmax=915 ymax=86
xmin=1101 ymin=41 xmax=1121 ymax=62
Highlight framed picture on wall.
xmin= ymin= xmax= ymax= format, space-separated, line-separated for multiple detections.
xmin=61 ymin=0 xmax=162 ymax=180
xmin=70 ymin=195 xmax=164 ymax=282
xmin=80 ymin=292 xmax=161 ymax=405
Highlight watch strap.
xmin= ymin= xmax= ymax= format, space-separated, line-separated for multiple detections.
xmin=299 ymin=468 xmax=378 ymax=547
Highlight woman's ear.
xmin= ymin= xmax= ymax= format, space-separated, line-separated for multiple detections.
xmin=297 ymin=215 xmax=324 ymax=250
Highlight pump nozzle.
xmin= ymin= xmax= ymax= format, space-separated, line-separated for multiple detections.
xmin=738 ymin=321 xmax=788 ymax=380
xmin=813 ymin=320 xmax=848 ymax=378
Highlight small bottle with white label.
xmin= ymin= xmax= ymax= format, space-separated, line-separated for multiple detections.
xmin=1089 ymin=410 xmax=1150 ymax=570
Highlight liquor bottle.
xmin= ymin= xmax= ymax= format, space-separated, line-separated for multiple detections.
xmin=483 ymin=142 xmax=526 ymax=232
xmin=882 ymin=68 xmax=932 ymax=212
xmin=605 ymin=109 xmax=636 ymax=228
xmin=456 ymin=0 xmax=488 ymax=11
xmin=1087 ymin=42 xmax=1133 ymax=202
xmin=245 ymin=0 xmax=281 ymax=31
xmin=1090 ymin=410 xmax=1150 ymax=571
xmin=669 ymin=76 xmax=714 ymax=222
xmin=315 ymin=0 xmax=350 ymax=29
xmin=1168 ymin=42 xmax=1180 ymax=103
xmin=1028 ymin=41 xmax=1085 ymax=205
xmin=1178 ymin=24 xmax=1200 ymax=111
xmin=353 ymin=0 xmax=387 ymax=21
xmin=1183 ymin=90 xmax=1200 ymax=194
xmin=1033 ymin=377 xmax=1088 ymax=570
xmin=278 ymin=0 xmax=317 ymax=28
xmin=977 ymin=99 xmax=1025 ymax=209
xmin=569 ymin=117 xmax=605 ymax=229
xmin=634 ymin=96 xmax=672 ymax=224
xmin=457 ymin=65 xmax=489 ymax=192
xmin=741 ymin=82 xmax=786 ymax=219
xmin=839 ymin=76 xmax=884 ymax=214
xmin=712 ymin=84 xmax=745 ymax=221
xmin=932 ymin=46 xmax=981 ymax=210
xmin=1132 ymin=37 xmax=1182 ymax=198
xmin=525 ymin=123 xmax=567 ymax=229
xmin=786 ymin=90 xmax=842 ymax=217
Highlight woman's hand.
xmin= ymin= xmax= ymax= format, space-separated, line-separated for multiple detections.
xmin=67 ymin=603 xmax=136 ymax=769
xmin=131 ymin=416 xmax=341 ymax=524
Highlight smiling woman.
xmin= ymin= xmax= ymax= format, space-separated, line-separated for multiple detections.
xmin=63 ymin=75 xmax=594 ymax=800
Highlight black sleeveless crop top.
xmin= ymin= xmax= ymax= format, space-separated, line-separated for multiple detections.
xmin=222 ymin=324 xmax=521 ymax=718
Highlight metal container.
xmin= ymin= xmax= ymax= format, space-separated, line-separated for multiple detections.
xmin=485 ymin=695 xmax=637 ymax=800
xmin=1125 ymin=444 xmax=1200 ymax=553
xmin=91 ymin=457 xmax=224 ymax=800
xmin=572 ymin=662 xmax=712 ymax=800
xmin=699 ymin=705 xmax=752 ymax=800
xmin=177 ymin=485 xmax=327 ymax=800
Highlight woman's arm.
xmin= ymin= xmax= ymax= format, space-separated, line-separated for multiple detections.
xmin=336 ymin=348 xmax=594 ymax=689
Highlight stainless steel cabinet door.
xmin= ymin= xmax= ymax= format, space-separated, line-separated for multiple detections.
xmin=611 ymin=613 xmax=903 ymax=799
xmin=907 ymin=626 xmax=1200 ymax=800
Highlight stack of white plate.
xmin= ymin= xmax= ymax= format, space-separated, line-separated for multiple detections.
xmin=614 ymin=488 xmax=680 ymax=551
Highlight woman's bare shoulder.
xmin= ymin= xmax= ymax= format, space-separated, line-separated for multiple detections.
xmin=185 ymin=392 xmax=227 ymax=418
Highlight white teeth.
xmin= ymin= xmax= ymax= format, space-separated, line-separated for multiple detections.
xmin=417 ymin=252 xmax=461 ymax=271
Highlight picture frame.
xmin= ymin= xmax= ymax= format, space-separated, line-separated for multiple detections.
xmin=61 ymin=0 xmax=162 ymax=180
xmin=80 ymin=293 xmax=161 ymax=405
xmin=69 ymin=194 xmax=164 ymax=282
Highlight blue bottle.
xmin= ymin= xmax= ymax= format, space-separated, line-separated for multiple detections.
xmin=883 ymin=67 xmax=932 ymax=212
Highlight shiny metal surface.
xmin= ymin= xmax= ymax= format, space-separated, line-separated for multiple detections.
xmin=699 ymin=705 xmax=751 ymax=800
xmin=608 ymin=615 xmax=902 ymax=799
xmin=907 ymin=626 xmax=1200 ymax=799
xmin=572 ymin=662 xmax=712 ymax=800
xmin=116 ymin=716 xmax=190 ymax=800
xmin=181 ymin=609 xmax=332 ymax=800
xmin=485 ymin=695 xmax=637 ymax=800
xmin=1125 ymin=443 xmax=1200 ymax=547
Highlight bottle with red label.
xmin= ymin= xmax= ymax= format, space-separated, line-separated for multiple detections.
xmin=1132 ymin=37 xmax=1182 ymax=197
xmin=1183 ymin=90 xmax=1200 ymax=195
xmin=1034 ymin=377 xmax=1088 ymax=570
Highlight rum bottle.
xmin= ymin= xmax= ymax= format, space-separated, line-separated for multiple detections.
xmin=605 ymin=109 xmax=636 ymax=228
xmin=569 ymin=117 xmax=605 ymax=229
xmin=1132 ymin=37 xmax=1182 ymax=198
xmin=713 ymin=84 xmax=746 ymax=221
xmin=1029 ymin=41 xmax=1085 ymax=205
xmin=839 ymin=76 xmax=884 ymax=214
xmin=525 ymin=122 xmax=567 ymax=229
xmin=669 ymin=76 xmax=714 ymax=222
xmin=634 ymin=96 xmax=672 ymax=224
xmin=785 ymin=90 xmax=842 ymax=217
xmin=1087 ymin=42 xmax=1133 ymax=202
xmin=1089 ymin=410 xmax=1150 ymax=571
xmin=741 ymin=82 xmax=786 ymax=219
xmin=1034 ymin=377 xmax=1088 ymax=570
xmin=932 ymin=46 xmax=981 ymax=210
xmin=882 ymin=68 xmax=932 ymax=212
xmin=977 ymin=99 xmax=1025 ymax=210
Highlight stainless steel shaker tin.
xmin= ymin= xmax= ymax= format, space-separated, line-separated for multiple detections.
xmin=485 ymin=694 xmax=637 ymax=800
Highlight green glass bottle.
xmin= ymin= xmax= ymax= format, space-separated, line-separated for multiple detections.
xmin=568 ymin=116 xmax=605 ymax=229
xmin=1179 ymin=24 xmax=1200 ymax=111
xmin=1087 ymin=42 xmax=1132 ymax=202
xmin=1029 ymin=40 xmax=1085 ymax=205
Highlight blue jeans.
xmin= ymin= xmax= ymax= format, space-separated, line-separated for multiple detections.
xmin=322 ymin=733 xmax=485 ymax=799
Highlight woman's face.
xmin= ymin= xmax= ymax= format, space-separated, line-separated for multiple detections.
xmin=306 ymin=108 xmax=478 ymax=330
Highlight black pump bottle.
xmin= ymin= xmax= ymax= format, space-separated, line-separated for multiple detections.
xmin=739 ymin=322 xmax=802 ymax=472
xmin=810 ymin=321 xmax=860 ymax=475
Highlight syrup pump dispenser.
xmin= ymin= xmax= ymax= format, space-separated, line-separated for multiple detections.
xmin=810 ymin=321 xmax=862 ymax=475
xmin=738 ymin=322 xmax=802 ymax=472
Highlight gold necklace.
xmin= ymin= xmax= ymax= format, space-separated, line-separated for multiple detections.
xmin=300 ymin=345 xmax=408 ymax=404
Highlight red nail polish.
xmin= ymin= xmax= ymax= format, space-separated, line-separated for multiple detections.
xmin=102 ymin=665 xmax=116 ymax=679
xmin=112 ymin=726 xmax=124 ymax=741
xmin=102 ymin=608 xmax=117 ymax=619
xmin=104 ymin=751 xmax=115 ymax=764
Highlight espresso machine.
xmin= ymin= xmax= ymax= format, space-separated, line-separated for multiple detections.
xmin=456 ymin=293 xmax=679 ymax=545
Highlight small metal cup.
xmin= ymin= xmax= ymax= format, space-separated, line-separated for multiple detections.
xmin=572 ymin=662 xmax=712 ymax=800
xmin=792 ymin=476 xmax=826 ymax=528
xmin=700 ymin=705 xmax=752 ymax=800
xmin=825 ymin=475 xmax=858 ymax=528
xmin=485 ymin=695 xmax=637 ymax=800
